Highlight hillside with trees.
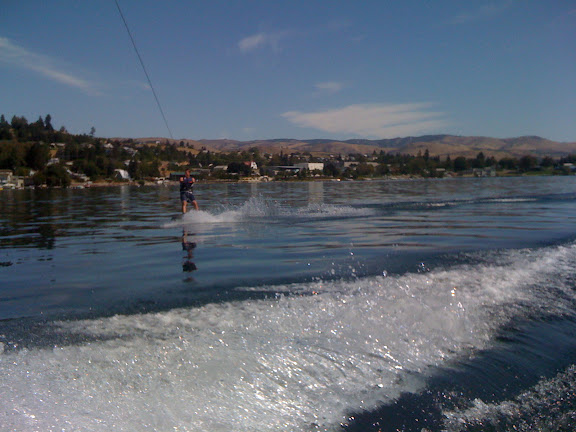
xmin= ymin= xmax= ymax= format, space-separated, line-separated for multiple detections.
xmin=2 ymin=113 xmax=576 ymax=188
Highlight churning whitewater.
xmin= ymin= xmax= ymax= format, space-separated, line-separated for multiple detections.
xmin=2 ymin=242 xmax=576 ymax=431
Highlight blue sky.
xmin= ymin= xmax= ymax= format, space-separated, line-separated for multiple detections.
xmin=1 ymin=1 xmax=575 ymax=142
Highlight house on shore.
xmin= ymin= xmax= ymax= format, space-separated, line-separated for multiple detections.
xmin=0 ymin=169 xmax=13 ymax=184
xmin=294 ymin=162 xmax=324 ymax=172
xmin=0 ymin=170 xmax=25 ymax=189
xmin=114 ymin=169 xmax=131 ymax=181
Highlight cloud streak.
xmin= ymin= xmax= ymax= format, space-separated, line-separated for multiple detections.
xmin=314 ymin=81 xmax=344 ymax=96
xmin=238 ymin=20 xmax=347 ymax=54
xmin=238 ymin=32 xmax=285 ymax=53
xmin=282 ymin=103 xmax=449 ymax=139
xmin=0 ymin=37 xmax=99 ymax=94
xmin=452 ymin=1 xmax=515 ymax=24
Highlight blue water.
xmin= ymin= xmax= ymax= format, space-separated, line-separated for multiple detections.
xmin=1 ymin=177 xmax=576 ymax=431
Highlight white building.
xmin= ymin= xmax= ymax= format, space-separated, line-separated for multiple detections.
xmin=294 ymin=162 xmax=324 ymax=172
xmin=0 ymin=169 xmax=13 ymax=184
xmin=114 ymin=169 xmax=131 ymax=180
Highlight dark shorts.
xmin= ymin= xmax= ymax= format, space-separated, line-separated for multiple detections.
xmin=180 ymin=191 xmax=196 ymax=203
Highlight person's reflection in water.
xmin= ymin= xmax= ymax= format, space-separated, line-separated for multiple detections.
xmin=181 ymin=229 xmax=197 ymax=279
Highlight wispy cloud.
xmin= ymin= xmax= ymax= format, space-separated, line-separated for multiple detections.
xmin=282 ymin=103 xmax=449 ymax=139
xmin=238 ymin=32 xmax=285 ymax=53
xmin=0 ymin=36 xmax=99 ymax=94
xmin=314 ymin=81 xmax=344 ymax=96
xmin=452 ymin=1 xmax=515 ymax=24
xmin=125 ymin=79 xmax=151 ymax=92
xmin=238 ymin=20 xmax=349 ymax=54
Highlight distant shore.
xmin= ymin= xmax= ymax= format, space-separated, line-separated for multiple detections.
xmin=2 ymin=171 xmax=566 ymax=192
xmin=78 ymin=172 xmax=549 ymax=188
xmin=80 ymin=175 xmax=433 ymax=188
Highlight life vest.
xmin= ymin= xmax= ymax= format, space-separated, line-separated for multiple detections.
xmin=180 ymin=176 xmax=194 ymax=192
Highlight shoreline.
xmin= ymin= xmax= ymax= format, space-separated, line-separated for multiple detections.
xmin=80 ymin=171 xmax=564 ymax=188
xmin=82 ymin=175 xmax=437 ymax=188
xmin=1 ymin=172 xmax=568 ymax=191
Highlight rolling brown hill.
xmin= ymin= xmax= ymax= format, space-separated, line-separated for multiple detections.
xmin=136 ymin=135 xmax=576 ymax=159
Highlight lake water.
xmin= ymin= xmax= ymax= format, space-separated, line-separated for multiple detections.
xmin=1 ymin=176 xmax=576 ymax=431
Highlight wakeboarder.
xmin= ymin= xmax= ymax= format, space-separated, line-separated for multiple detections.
xmin=180 ymin=169 xmax=199 ymax=213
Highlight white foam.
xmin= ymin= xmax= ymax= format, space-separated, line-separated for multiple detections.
xmin=443 ymin=365 xmax=576 ymax=431
xmin=2 ymin=244 xmax=576 ymax=431
xmin=487 ymin=198 xmax=538 ymax=203
xmin=293 ymin=203 xmax=375 ymax=218
xmin=162 ymin=197 xmax=375 ymax=229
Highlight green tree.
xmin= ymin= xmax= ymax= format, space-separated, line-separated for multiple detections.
xmin=453 ymin=156 xmax=468 ymax=172
xmin=81 ymin=161 xmax=100 ymax=179
xmin=519 ymin=155 xmax=537 ymax=172
xmin=323 ymin=162 xmax=340 ymax=177
xmin=472 ymin=152 xmax=486 ymax=168
xmin=11 ymin=115 xmax=29 ymax=140
xmin=297 ymin=168 xmax=310 ymax=179
xmin=443 ymin=155 xmax=453 ymax=170
xmin=29 ymin=117 xmax=46 ymax=141
xmin=0 ymin=115 xmax=11 ymax=140
xmin=375 ymin=163 xmax=390 ymax=176
xmin=0 ymin=142 xmax=26 ymax=170
xmin=26 ymin=142 xmax=50 ymax=170
xmin=342 ymin=166 xmax=355 ymax=178
xmin=227 ymin=161 xmax=251 ymax=176
xmin=32 ymin=170 xmax=46 ymax=187
xmin=541 ymin=156 xmax=554 ymax=168
xmin=356 ymin=163 xmax=375 ymax=177
xmin=499 ymin=157 xmax=518 ymax=170
xmin=44 ymin=114 xmax=54 ymax=131
xmin=128 ymin=159 xmax=141 ymax=179
xmin=44 ymin=164 xmax=71 ymax=187
xmin=406 ymin=158 xmax=426 ymax=175
xmin=485 ymin=156 xmax=497 ymax=167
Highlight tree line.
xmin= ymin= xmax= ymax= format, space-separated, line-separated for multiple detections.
xmin=0 ymin=114 xmax=186 ymax=186
xmin=2 ymin=114 xmax=576 ymax=187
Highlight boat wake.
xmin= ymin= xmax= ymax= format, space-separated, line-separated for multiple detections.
xmin=162 ymin=196 xmax=375 ymax=228
xmin=2 ymin=242 xmax=576 ymax=431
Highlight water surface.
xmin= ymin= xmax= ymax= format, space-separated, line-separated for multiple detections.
xmin=1 ymin=176 xmax=576 ymax=431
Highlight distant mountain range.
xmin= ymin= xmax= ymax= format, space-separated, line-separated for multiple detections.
xmin=137 ymin=135 xmax=576 ymax=159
